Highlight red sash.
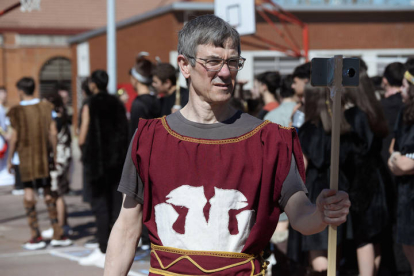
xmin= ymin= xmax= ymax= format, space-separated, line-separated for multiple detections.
xmin=149 ymin=244 xmax=267 ymax=276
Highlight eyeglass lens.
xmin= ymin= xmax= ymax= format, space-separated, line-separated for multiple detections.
xmin=204 ymin=58 xmax=244 ymax=71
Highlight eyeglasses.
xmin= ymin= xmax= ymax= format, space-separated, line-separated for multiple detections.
xmin=187 ymin=56 xmax=246 ymax=72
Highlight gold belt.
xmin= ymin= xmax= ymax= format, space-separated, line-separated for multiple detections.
xmin=149 ymin=244 xmax=268 ymax=276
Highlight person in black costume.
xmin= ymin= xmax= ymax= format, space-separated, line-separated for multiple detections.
xmin=78 ymin=70 xmax=129 ymax=266
xmin=380 ymin=62 xmax=412 ymax=275
xmin=388 ymin=67 xmax=414 ymax=275
xmin=288 ymin=85 xmax=353 ymax=274
xmin=343 ymin=71 xmax=391 ymax=276
xmin=129 ymin=55 xmax=160 ymax=139
xmin=128 ymin=56 xmax=157 ymax=249
xmin=380 ymin=62 xmax=405 ymax=163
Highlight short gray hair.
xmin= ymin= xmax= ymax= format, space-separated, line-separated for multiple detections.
xmin=178 ymin=14 xmax=241 ymax=66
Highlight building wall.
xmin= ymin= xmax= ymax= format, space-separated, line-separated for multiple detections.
xmin=308 ymin=22 xmax=414 ymax=50
xmin=0 ymin=32 xmax=72 ymax=107
xmin=83 ymin=10 xmax=414 ymax=70
xmin=87 ymin=13 xmax=182 ymax=85
xmin=74 ymin=9 xmax=414 ymax=96
xmin=242 ymin=11 xmax=414 ymax=51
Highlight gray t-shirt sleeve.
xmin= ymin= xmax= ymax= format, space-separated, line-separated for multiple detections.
xmin=117 ymin=133 xmax=144 ymax=204
xmin=278 ymin=155 xmax=308 ymax=211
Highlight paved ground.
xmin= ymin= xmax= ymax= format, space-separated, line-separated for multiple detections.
xmin=0 ymin=138 xmax=150 ymax=276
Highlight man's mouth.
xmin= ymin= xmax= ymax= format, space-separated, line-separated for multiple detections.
xmin=213 ymin=83 xmax=230 ymax=87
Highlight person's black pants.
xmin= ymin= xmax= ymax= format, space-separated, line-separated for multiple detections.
xmin=90 ymin=173 xmax=122 ymax=254
xmin=14 ymin=165 xmax=24 ymax=190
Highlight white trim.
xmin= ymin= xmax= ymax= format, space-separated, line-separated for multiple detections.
xmin=16 ymin=35 xmax=70 ymax=46
xmin=76 ymin=42 xmax=90 ymax=77
xmin=238 ymin=51 xmax=305 ymax=89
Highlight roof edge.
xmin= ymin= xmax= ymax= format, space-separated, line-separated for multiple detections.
xmin=68 ymin=2 xmax=216 ymax=44
xmin=1 ymin=27 xmax=90 ymax=36
xmin=68 ymin=1 xmax=414 ymax=44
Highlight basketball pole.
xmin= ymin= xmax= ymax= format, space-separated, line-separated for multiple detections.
xmin=327 ymin=55 xmax=343 ymax=276
xmin=0 ymin=2 xmax=21 ymax=17
xmin=107 ymin=0 xmax=117 ymax=94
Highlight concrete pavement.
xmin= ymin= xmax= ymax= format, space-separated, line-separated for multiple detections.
xmin=0 ymin=138 xmax=150 ymax=276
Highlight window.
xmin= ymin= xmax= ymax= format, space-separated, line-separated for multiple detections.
xmin=253 ymin=56 xmax=301 ymax=76
xmin=39 ymin=57 xmax=72 ymax=105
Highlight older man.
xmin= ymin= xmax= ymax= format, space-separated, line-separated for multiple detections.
xmin=104 ymin=15 xmax=350 ymax=276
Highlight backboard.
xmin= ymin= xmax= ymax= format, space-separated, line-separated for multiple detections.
xmin=214 ymin=0 xmax=256 ymax=36
xmin=20 ymin=0 xmax=41 ymax=12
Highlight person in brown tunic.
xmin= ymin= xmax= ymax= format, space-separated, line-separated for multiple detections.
xmin=6 ymin=77 xmax=72 ymax=250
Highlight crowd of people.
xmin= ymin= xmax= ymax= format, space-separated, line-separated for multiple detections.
xmin=0 ymin=55 xmax=189 ymax=263
xmin=1 ymin=14 xmax=413 ymax=276
xmin=56 ymin=56 xmax=190 ymax=267
xmin=233 ymin=59 xmax=414 ymax=276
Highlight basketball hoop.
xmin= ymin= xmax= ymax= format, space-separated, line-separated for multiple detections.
xmin=20 ymin=0 xmax=41 ymax=12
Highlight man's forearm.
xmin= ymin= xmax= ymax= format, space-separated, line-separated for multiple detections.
xmin=78 ymin=106 xmax=89 ymax=146
xmin=49 ymin=121 xmax=58 ymax=159
xmin=104 ymin=219 xmax=142 ymax=276
xmin=6 ymin=130 xmax=17 ymax=165
xmin=290 ymin=201 xmax=327 ymax=236
xmin=285 ymin=190 xmax=349 ymax=236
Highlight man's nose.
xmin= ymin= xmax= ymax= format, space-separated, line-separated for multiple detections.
xmin=217 ymin=62 xmax=231 ymax=77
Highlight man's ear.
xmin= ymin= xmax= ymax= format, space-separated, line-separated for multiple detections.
xmin=89 ymin=82 xmax=98 ymax=94
xmin=382 ymin=77 xmax=389 ymax=87
xmin=164 ymin=79 xmax=172 ymax=88
xmin=178 ymin=55 xmax=191 ymax=79
xmin=260 ymin=83 xmax=268 ymax=93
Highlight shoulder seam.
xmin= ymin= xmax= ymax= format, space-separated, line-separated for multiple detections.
xmin=268 ymin=121 xmax=295 ymax=130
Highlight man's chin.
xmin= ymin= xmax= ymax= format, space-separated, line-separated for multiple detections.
xmin=207 ymin=93 xmax=232 ymax=104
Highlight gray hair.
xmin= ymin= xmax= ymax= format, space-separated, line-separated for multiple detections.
xmin=178 ymin=14 xmax=241 ymax=66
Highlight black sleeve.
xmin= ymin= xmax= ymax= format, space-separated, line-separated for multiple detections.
xmin=345 ymin=107 xmax=374 ymax=156
xmin=392 ymin=109 xmax=414 ymax=154
xmin=299 ymin=121 xmax=329 ymax=168
xmin=278 ymin=155 xmax=308 ymax=211
xmin=129 ymin=99 xmax=146 ymax=141
xmin=117 ymin=131 xmax=144 ymax=204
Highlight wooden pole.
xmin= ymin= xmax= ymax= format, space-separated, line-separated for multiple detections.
xmin=327 ymin=55 xmax=343 ymax=276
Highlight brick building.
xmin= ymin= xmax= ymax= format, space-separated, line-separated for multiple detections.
xmin=2 ymin=0 xmax=414 ymax=125
xmin=68 ymin=0 xmax=414 ymax=125
xmin=0 ymin=0 xmax=182 ymax=106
